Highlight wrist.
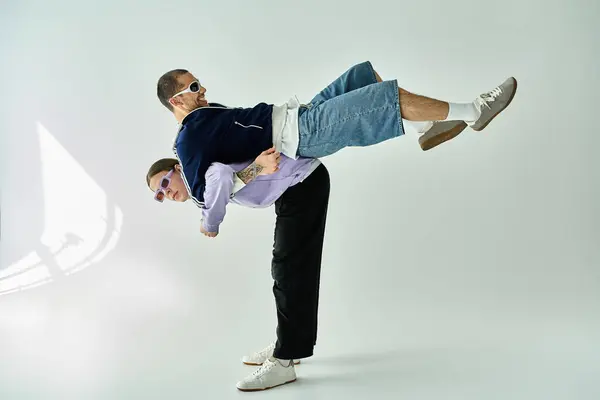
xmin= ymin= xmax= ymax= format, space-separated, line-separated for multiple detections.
xmin=253 ymin=162 xmax=265 ymax=175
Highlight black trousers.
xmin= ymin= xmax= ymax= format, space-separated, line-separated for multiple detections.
xmin=271 ymin=164 xmax=330 ymax=360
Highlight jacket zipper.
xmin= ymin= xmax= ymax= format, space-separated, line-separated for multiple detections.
xmin=234 ymin=121 xmax=263 ymax=129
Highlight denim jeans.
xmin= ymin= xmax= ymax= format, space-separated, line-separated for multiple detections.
xmin=297 ymin=61 xmax=405 ymax=158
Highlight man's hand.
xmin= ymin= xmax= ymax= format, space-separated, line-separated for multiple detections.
xmin=255 ymin=147 xmax=281 ymax=176
xmin=200 ymin=225 xmax=218 ymax=238
xmin=236 ymin=147 xmax=281 ymax=184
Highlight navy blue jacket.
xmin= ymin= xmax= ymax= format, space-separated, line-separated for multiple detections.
xmin=173 ymin=102 xmax=274 ymax=205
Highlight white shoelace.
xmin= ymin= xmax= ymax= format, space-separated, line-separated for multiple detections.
xmin=476 ymin=86 xmax=503 ymax=110
xmin=252 ymin=359 xmax=275 ymax=377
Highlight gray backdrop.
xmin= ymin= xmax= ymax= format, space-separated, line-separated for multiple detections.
xmin=1 ymin=0 xmax=598 ymax=399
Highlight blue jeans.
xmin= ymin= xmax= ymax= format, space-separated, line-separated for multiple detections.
xmin=297 ymin=61 xmax=405 ymax=158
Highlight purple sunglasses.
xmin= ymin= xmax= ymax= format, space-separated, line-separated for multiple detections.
xmin=154 ymin=169 xmax=175 ymax=202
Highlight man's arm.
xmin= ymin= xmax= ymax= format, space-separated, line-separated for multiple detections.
xmin=200 ymin=148 xmax=281 ymax=236
xmin=201 ymin=163 xmax=236 ymax=236
xmin=234 ymin=147 xmax=280 ymax=184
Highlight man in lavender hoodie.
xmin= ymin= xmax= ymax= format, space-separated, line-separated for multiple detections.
xmin=146 ymin=146 xmax=326 ymax=392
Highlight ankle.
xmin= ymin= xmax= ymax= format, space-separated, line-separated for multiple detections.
xmin=274 ymin=357 xmax=292 ymax=366
xmin=446 ymin=102 xmax=480 ymax=123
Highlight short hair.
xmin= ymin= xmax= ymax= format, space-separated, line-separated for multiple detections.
xmin=156 ymin=69 xmax=189 ymax=112
xmin=146 ymin=158 xmax=180 ymax=189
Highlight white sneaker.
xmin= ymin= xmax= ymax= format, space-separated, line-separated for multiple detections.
xmin=242 ymin=341 xmax=300 ymax=366
xmin=236 ymin=357 xmax=297 ymax=392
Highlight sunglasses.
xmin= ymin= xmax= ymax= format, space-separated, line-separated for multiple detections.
xmin=171 ymin=80 xmax=200 ymax=98
xmin=154 ymin=169 xmax=175 ymax=202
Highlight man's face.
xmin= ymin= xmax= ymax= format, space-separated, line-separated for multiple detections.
xmin=169 ymin=72 xmax=209 ymax=112
xmin=149 ymin=165 xmax=190 ymax=203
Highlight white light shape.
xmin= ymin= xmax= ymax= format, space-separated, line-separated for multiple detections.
xmin=0 ymin=122 xmax=123 ymax=296
xmin=0 ymin=251 xmax=51 ymax=295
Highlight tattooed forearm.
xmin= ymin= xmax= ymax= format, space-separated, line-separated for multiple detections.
xmin=236 ymin=162 xmax=264 ymax=184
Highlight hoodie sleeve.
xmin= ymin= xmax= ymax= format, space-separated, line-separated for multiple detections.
xmin=201 ymin=163 xmax=235 ymax=233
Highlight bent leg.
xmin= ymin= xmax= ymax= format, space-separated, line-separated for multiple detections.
xmin=308 ymin=61 xmax=380 ymax=105
xmin=297 ymin=79 xmax=404 ymax=159
xmin=314 ymin=61 xmax=449 ymax=121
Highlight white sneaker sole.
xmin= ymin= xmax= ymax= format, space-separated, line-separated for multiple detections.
xmin=243 ymin=359 xmax=301 ymax=366
xmin=419 ymin=121 xmax=468 ymax=151
xmin=237 ymin=378 xmax=297 ymax=392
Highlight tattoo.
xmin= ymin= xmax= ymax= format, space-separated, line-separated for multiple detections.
xmin=236 ymin=162 xmax=264 ymax=184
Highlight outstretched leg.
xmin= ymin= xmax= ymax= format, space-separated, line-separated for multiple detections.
xmin=296 ymin=61 xmax=517 ymax=157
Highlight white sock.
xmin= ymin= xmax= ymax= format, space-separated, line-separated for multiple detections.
xmin=446 ymin=102 xmax=480 ymax=123
xmin=402 ymin=119 xmax=433 ymax=134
